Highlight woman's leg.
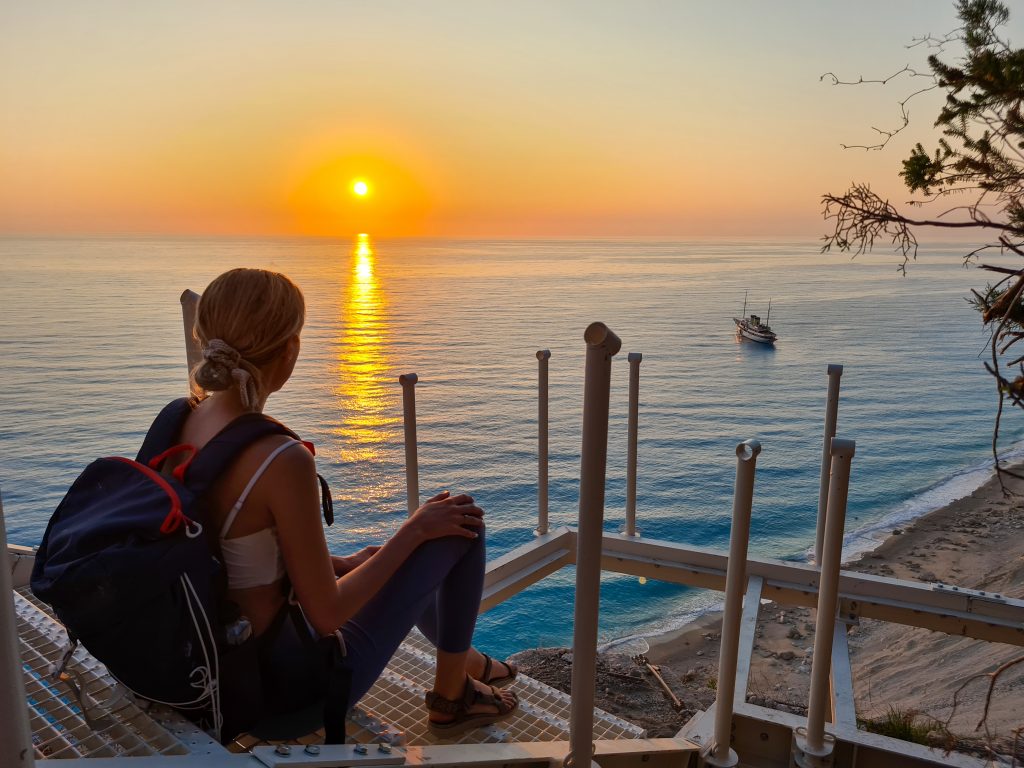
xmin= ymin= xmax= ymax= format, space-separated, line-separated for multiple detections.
xmin=339 ymin=529 xmax=486 ymax=703
xmin=416 ymin=606 xmax=515 ymax=686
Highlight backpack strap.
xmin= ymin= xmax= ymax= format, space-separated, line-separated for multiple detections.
xmin=136 ymin=398 xmax=196 ymax=465
xmin=185 ymin=413 xmax=299 ymax=494
xmin=186 ymin=412 xmax=335 ymax=527
xmin=136 ymin=399 xmax=334 ymax=527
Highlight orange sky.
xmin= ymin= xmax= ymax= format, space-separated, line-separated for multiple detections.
xmin=2 ymin=2 xmax=1019 ymax=238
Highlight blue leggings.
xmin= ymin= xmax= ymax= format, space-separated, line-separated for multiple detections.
xmin=338 ymin=528 xmax=485 ymax=703
xmin=256 ymin=529 xmax=484 ymax=718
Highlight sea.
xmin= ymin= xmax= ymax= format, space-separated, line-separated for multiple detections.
xmin=2 ymin=235 xmax=1020 ymax=659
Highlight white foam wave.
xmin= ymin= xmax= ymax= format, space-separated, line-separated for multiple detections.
xmin=598 ymin=592 xmax=724 ymax=654
xmin=838 ymin=439 xmax=1024 ymax=564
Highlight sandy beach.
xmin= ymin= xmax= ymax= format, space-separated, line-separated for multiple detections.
xmin=515 ymin=464 xmax=1024 ymax=752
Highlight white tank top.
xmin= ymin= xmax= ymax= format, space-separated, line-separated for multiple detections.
xmin=218 ymin=440 xmax=302 ymax=590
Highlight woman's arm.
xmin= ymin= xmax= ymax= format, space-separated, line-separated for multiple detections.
xmin=267 ymin=445 xmax=483 ymax=637
xmin=331 ymin=547 xmax=380 ymax=576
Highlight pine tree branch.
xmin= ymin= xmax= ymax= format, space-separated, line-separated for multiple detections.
xmin=907 ymin=31 xmax=960 ymax=50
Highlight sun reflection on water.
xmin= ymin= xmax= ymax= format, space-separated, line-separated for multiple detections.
xmin=334 ymin=234 xmax=400 ymax=475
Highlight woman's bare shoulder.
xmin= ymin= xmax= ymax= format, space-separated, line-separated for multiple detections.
xmin=252 ymin=435 xmax=318 ymax=496
xmin=262 ymin=434 xmax=316 ymax=474
xmin=223 ymin=432 xmax=313 ymax=488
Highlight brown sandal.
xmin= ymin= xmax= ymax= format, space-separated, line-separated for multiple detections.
xmin=425 ymin=677 xmax=519 ymax=737
xmin=480 ymin=653 xmax=518 ymax=688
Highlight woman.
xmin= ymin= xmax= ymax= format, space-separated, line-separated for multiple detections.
xmin=173 ymin=267 xmax=518 ymax=737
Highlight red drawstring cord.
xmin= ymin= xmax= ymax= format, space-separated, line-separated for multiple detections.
xmin=147 ymin=444 xmax=198 ymax=482
xmin=109 ymin=457 xmax=192 ymax=535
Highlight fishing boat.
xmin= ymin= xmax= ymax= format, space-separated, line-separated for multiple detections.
xmin=733 ymin=293 xmax=777 ymax=345
xmin=3 ymin=297 xmax=1022 ymax=768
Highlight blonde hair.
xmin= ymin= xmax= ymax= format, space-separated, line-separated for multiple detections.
xmin=192 ymin=268 xmax=305 ymax=410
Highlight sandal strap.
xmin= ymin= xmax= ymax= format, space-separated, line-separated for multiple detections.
xmin=470 ymin=684 xmax=517 ymax=715
xmin=463 ymin=677 xmax=484 ymax=708
xmin=481 ymin=653 xmax=494 ymax=683
xmin=425 ymin=689 xmax=464 ymax=715
xmin=426 ymin=676 xmax=481 ymax=715
xmin=427 ymin=677 xmax=518 ymax=718
xmin=480 ymin=653 xmax=517 ymax=684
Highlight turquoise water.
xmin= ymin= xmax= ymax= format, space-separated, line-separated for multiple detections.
xmin=1 ymin=236 xmax=1018 ymax=658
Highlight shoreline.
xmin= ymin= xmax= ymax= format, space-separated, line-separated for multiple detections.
xmin=515 ymin=460 xmax=1024 ymax=747
xmin=599 ymin=450 xmax=1023 ymax=658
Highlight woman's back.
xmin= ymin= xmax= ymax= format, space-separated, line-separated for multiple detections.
xmin=172 ymin=399 xmax=308 ymax=635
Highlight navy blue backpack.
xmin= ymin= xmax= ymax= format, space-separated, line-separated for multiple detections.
xmin=31 ymin=398 xmax=334 ymax=740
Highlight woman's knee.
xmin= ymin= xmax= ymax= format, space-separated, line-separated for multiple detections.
xmin=415 ymin=526 xmax=485 ymax=561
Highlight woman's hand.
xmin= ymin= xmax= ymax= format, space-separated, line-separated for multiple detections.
xmin=400 ymin=490 xmax=483 ymax=545
xmin=331 ymin=546 xmax=381 ymax=576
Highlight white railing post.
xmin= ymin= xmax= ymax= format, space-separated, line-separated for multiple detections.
xmin=704 ymin=442 xmax=761 ymax=765
xmin=795 ymin=437 xmax=855 ymax=767
xmin=705 ymin=440 xmax=761 ymax=768
xmin=180 ymin=289 xmax=202 ymax=398
xmin=399 ymin=373 xmax=420 ymax=516
xmin=623 ymin=352 xmax=642 ymax=537
xmin=567 ymin=322 xmax=621 ymax=768
xmin=814 ymin=364 xmax=843 ymax=564
xmin=536 ymin=350 xmax=551 ymax=536
xmin=0 ymin=491 xmax=36 ymax=767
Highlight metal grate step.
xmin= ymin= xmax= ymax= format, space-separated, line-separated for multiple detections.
xmin=233 ymin=632 xmax=645 ymax=750
xmin=386 ymin=631 xmax=645 ymax=744
xmin=16 ymin=587 xmax=223 ymax=759
xmin=18 ymin=586 xmax=644 ymax=757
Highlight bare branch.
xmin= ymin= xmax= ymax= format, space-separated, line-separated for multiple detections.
xmin=820 ymin=65 xmax=931 ymax=87
xmin=821 ymin=63 xmax=943 ymax=151
xmin=979 ymin=264 xmax=1024 ymax=274
xmin=947 ymin=654 xmax=1024 ymax=734
xmin=821 ymin=184 xmax=918 ymax=272
xmin=836 ymin=83 xmax=941 ymax=151
xmin=907 ymin=31 xmax=960 ymax=50
xmin=1000 ymin=237 xmax=1024 ymax=257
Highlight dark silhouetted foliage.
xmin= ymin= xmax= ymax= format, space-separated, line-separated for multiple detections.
xmin=823 ymin=0 xmax=1024 ymax=479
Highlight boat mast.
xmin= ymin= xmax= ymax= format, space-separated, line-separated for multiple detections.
xmin=766 ymin=299 xmax=772 ymax=325
xmin=742 ymin=291 xmax=748 ymax=318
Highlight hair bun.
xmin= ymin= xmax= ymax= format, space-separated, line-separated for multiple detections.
xmin=194 ymin=360 xmax=231 ymax=391
xmin=194 ymin=339 xmax=242 ymax=392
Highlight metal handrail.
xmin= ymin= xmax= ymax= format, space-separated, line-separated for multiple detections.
xmin=566 ymin=322 xmax=621 ymax=768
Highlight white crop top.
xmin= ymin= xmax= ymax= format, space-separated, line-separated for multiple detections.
xmin=219 ymin=440 xmax=303 ymax=590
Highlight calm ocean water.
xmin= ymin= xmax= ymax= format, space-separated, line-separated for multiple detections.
xmin=1 ymin=236 xmax=1019 ymax=658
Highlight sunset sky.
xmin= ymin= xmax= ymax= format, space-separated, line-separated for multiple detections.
xmin=2 ymin=2 xmax=1020 ymax=238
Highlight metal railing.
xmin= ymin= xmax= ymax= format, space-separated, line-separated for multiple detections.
xmin=399 ymin=374 xmax=420 ymax=516
xmin=567 ymin=323 xmax=621 ymax=768
xmin=1 ymin=492 xmax=35 ymax=767
xmin=536 ymin=350 xmax=552 ymax=537
xmin=704 ymin=440 xmax=761 ymax=768
xmin=623 ymin=353 xmax=642 ymax=538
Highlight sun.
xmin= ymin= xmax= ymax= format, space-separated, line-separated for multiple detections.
xmin=352 ymin=180 xmax=369 ymax=197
